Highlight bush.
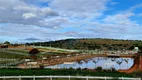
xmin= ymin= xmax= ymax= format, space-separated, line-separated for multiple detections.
xmin=96 ymin=66 xmax=102 ymax=71
xmin=39 ymin=64 xmax=44 ymax=69
xmin=132 ymin=71 xmax=142 ymax=78
xmin=29 ymin=48 xmax=40 ymax=59
xmin=103 ymin=68 xmax=116 ymax=72
xmin=29 ymin=48 xmax=40 ymax=56
xmin=76 ymin=68 xmax=82 ymax=71
xmin=0 ymin=68 xmax=133 ymax=77
xmin=111 ymin=67 xmax=116 ymax=71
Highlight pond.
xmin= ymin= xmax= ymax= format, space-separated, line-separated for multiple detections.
xmin=45 ymin=57 xmax=134 ymax=70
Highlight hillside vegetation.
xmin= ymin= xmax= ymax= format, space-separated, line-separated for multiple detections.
xmin=32 ymin=38 xmax=142 ymax=50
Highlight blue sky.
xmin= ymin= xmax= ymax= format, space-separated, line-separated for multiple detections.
xmin=0 ymin=0 xmax=142 ymax=43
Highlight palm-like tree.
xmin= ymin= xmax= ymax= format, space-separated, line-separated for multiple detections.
xmin=124 ymin=59 xmax=129 ymax=69
xmin=77 ymin=60 xmax=84 ymax=69
xmin=111 ymin=58 xmax=116 ymax=62
xmin=93 ymin=58 xmax=99 ymax=69
xmin=29 ymin=48 xmax=40 ymax=60
xmin=84 ymin=59 xmax=88 ymax=68
xmin=116 ymin=59 xmax=123 ymax=69
xmin=77 ymin=60 xmax=83 ymax=65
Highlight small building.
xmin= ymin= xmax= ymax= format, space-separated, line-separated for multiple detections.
xmin=135 ymin=47 xmax=139 ymax=49
xmin=42 ymin=57 xmax=47 ymax=60
xmin=24 ymin=59 xmax=31 ymax=62
xmin=134 ymin=47 xmax=139 ymax=50
xmin=0 ymin=44 xmax=8 ymax=48
xmin=26 ymin=62 xmax=39 ymax=68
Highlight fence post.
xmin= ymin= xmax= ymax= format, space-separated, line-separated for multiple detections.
xmin=69 ymin=75 xmax=70 ymax=80
xmin=19 ymin=75 xmax=21 ymax=80
xmin=121 ymin=76 xmax=123 ymax=80
xmin=137 ymin=78 xmax=140 ymax=80
xmin=3 ymin=76 xmax=5 ymax=80
xmin=86 ymin=76 xmax=88 ymax=80
xmin=105 ymin=76 xmax=106 ymax=80
xmin=33 ymin=75 xmax=35 ymax=80
xmin=50 ymin=75 xmax=52 ymax=80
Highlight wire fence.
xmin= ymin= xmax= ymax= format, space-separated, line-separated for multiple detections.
xmin=34 ymin=46 xmax=138 ymax=54
xmin=0 ymin=58 xmax=18 ymax=61
xmin=0 ymin=49 xmax=29 ymax=56
xmin=0 ymin=59 xmax=25 ymax=68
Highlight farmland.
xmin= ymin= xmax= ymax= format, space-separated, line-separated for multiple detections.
xmin=32 ymin=38 xmax=142 ymax=50
xmin=0 ymin=38 xmax=141 ymax=79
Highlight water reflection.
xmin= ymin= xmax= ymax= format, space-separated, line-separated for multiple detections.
xmin=92 ymin=58 xmax=99 ymax=68
xmin=45 ymin=57 xmax=134 ymax=70
xmin=116 ymin=59 xmax=123 ymax=69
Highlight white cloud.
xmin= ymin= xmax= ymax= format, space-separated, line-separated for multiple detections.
xmin=49 ymin=0 xmax=108 ymax=12
xmin=1 ymin=0 xmax=142 ymax=42
xmin=48 ymin=0 xmax=109 ymax=20
xmin=0 ymin=23 xmax=76 ymax=42
xmin=127 ymin=4 xmax=142 ymax=12
xmin=22 ymin=13 xmax=36 ymax=19
xmin=103 ymin=13 xmax=135 ymax=24
xmin=0 ymin=0 xmax=60 ymax=28
xmin=86 ymin=12 xmax=142 ymax=40
xmin=39 ymin=17 xmax=69 ymax=28
xmin=64 ymin=31 xmax=78 ymax=36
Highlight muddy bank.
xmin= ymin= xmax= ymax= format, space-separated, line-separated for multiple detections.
xmin=18 ymin=54 xmax=135 ymax=68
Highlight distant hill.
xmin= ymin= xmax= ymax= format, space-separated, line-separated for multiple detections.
xmin=32 ymin=38 xmax=142 ymax=50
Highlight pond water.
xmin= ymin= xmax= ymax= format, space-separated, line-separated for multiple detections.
xmin=45 ymin=57 xmax=134 ymax=70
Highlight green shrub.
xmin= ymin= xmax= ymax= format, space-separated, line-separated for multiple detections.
xmin=0 ymin=68 xmax=133 ymax=77
xmin=96 ymin=66 xmax=102 ymax=71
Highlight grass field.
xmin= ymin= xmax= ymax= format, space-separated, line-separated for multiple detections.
xmin=0 ymin=49 xmax=28 ymax=65
xmin=0 ymin=68 xmax=133 ymax=77
xmin=6 ymin=49 xmax=28 ymax=53
xmin=0 ymin=51 xmax=25 ymax=59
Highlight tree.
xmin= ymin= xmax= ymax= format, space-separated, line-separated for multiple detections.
xmin=93 ymin=58 xmax=99 ymax=69
xmin=3 ymin=41 xmax=10 ymax=45
xmin=29 ymin=48 xmax=40 ymax=56
xmin=116 ymin=59 xmax=123 ymax=69
xmin=129 ymin=46 xmax=134 ymax=50
xmin=124 ymin=59 xmax=129 ymax=69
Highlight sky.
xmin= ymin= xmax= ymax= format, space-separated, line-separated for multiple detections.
xmin=0 ymin=0 xmax=142 ymax=43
